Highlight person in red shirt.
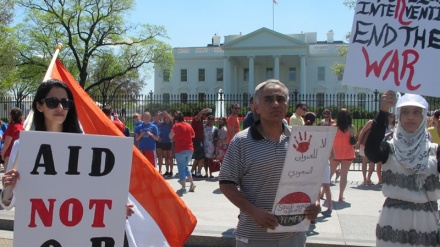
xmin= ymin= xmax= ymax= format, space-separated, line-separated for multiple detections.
xmin=1 ymin=108 xmax=24 ymax=170
xmin=102 ymin=105 xmax=125 ymax=133
xmin=169 ymin=111 xmax=196 ymax=193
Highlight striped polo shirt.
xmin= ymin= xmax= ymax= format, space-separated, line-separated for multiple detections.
xmin=219 ymin=121 xmax=296 ymax=240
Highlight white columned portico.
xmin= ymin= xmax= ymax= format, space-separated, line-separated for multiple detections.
xmin=223 ymin=57 xmax=231 ymax=94
xmin=300 ymin=55 xmax=307 ymax=95
xmin=274 ymin=56 xmax=280 ymax=79
xmin=248 ymin=56 xmax=255 ymax=94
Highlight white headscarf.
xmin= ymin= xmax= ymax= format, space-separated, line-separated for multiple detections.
xmin=391 ymin=94 xmax=430 ymax=179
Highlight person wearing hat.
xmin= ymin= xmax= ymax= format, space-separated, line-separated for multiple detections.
xmin=365 ymin=91 xmax=440 ymax=246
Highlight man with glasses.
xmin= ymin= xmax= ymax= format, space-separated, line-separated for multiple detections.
xmin=226 ymin=103 xmax=241 ymax=145
xmin=219 ymin=80 xmax=320 ymax=246
xmin=289 ymin=102 xmax=307 ymax=126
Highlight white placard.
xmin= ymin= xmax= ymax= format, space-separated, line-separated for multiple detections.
xmin=13 ymin=131 xmax=133 ymax=247
xmin=343 ymin=0 xmax=440 ymax=97
xmin=270 ymin=126 xmax=336 ymax=232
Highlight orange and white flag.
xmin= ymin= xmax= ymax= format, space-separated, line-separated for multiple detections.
xmin=50 ymin=59 xmax=197 ymax=247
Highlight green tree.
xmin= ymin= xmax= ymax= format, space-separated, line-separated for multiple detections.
xmin=15 ymin=0 xmax=174 ymax=93
xmin=331 ymin=1 xmax=355 ymax=79
xmin=0 ymin=0 xmax=16 ymax=96
xmin=88 ymin=50 xmax=144 ymax=106
xmin=343 ymin=0 xmax=356 ymax=9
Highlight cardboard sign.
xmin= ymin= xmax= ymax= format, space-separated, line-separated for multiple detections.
xmin=343 ymin=0 xmax=440 ymax=96
xmin=269 ymin=126 xmax=336 ymax=232
xmin=13 ymin=131 xmax=133 ymax=247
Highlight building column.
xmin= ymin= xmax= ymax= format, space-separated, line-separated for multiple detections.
xmin=300 ymin=55 xmax=307 ymax=95
xmin=223 ymin=57 xmax=231 ymax=94
xmin=274 ymin=55 xmax=280 ymax=79
xmin=248 ymin=56 xmax=255 ymax=94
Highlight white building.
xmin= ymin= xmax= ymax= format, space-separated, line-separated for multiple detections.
xmin=153 ymin=27 xmax=374 ymax=98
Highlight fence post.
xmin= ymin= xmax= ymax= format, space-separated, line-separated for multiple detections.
xmin=149 ymin=90 xmax=153 ymax=105
xmin=219 ymin=89 xmax=224 ymax=118
xmin=373 ymin=89 xmax=379 ymax=112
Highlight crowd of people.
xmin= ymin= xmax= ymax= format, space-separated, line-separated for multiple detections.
xmin=1 ymin=77 xmax=439 ymax=246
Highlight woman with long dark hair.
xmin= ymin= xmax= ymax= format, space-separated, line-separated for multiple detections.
xmin=1 ymin=79 xmax=134 ymax=246
xmin=330 ymin=108 xmax=356 ymax=201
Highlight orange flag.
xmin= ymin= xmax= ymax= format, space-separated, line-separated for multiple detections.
xmin=51 ymin=59 xmax=197 ymax=246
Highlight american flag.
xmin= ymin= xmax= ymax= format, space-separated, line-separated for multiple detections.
xmin=273 ymin=0 xmax=278 ymax=4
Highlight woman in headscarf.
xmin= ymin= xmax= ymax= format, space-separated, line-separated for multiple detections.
xmin=365 ymin=91 xmax=440 ymax=247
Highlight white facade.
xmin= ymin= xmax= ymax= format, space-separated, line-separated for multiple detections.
xmin=153 ymin=27 xmax=374 ymax=96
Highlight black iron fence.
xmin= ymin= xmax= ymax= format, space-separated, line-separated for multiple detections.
xmin=4 ymin=90 xmax=440 ymax=131
xmin=4 ymin=90 xmax=440 ymax=171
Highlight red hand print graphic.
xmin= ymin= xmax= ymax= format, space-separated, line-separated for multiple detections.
xmin=293 ymin=131 xmax=312 ymax=153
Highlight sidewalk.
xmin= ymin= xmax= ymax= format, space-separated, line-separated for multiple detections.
xmin=0 ymin=168 xmax=383 ymax=247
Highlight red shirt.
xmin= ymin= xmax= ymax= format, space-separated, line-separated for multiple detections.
xmin=226 ymin=114 xmax=239 ymax=144
xmin=171 ymin=122 xmax=194 ymax=153
xmin=113 ymin=120 xmax=125 ymax=134
xmin=191 ymin=118 xmax=204 ymax=142
xmin=3 ymin=121 xmax=24 ymax=157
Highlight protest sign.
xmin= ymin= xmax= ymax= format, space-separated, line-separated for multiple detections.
xmin=13 ymin=131 xmax=133 ymax=247
xmin=343 ymin=0 xmax=440 ymax=97
xmin=269 ymin=126 xmax=336 ymax=232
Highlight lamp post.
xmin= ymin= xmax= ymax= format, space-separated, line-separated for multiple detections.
xmin=218 ymin=88 xmax=224 ymax=118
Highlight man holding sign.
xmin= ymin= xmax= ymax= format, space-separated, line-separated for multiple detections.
xmin=219 ymin=79 xmax=320 ymax=247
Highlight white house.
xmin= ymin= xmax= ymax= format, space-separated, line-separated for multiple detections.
xmin=153 ymin=27 xmax=374 ymax=99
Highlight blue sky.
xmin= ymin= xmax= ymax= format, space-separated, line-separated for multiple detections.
xmin=131 ymin=0 xmax=356 ymax=93
xmin=14 ymin=1 xmax=356 ymax=94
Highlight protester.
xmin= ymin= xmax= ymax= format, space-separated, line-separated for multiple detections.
xmin=357 ymin=120 xmax=376 ymax=185
xmin=289 ymin=102 xmax=307 ymax=126
xmin=119 ymin=116 xmax=130 ymax=137
xmin=159 ymin=111 xmax=174 ymax=177
xmin=318 ymin=109 xmax=334 ymax=127
xmin=203 ymin=115 xmax=218 ymax=178
xmin=0 ymin=108 xmax=24 ymax=171
xmin=215 ymin=117 xmax=228 ymax=163
xmin=219 ymin=79 xmax=320 ymax=246
xmin=243 ymin=96 xmax=255 ymax=129
xmin=135 ymin=111 xmax=159 ymax=167
xmin=427 ymin=109 xmax=440 ymax=144
xmin=169 ymin=111 xmax=196 ymax=193
xmin=102 ymin=105 xmax=125 ymax=134
xmin=152 ymin=111 xmax=163 ymax=173
xmin=191 ymin=108 xmax=209 ymax=177
xmin=365 ymin=91 xmax=440 ymax=246
xmin=0 ymin=79 xmax=135 ymax=246
xmin=226 ymin=103 xmax=240 ymax=145
xmin=330 ymin=108 xmax=356 ymax=202
xmin=132 ymin=112 xmax=143 ymax=149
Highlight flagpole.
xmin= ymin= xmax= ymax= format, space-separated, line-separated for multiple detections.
xmin=2 ymin=43 xmax=64 ymax=205
xmin=272 ymin=1 xmax=275 ymax=30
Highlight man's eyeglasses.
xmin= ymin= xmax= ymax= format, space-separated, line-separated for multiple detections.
xmin=41 ymin=97 xmax=72 ymax=110
xmin=302 ymin=108 xmax=307 ymax=111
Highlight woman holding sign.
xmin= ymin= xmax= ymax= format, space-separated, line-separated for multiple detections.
xmin=1 ymin=79 xmax=134 ymax=246
xmin=1 ymin=79 xmax=83 ymax=209
xmin=365 ymin=91 xmax=440 ymax=247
